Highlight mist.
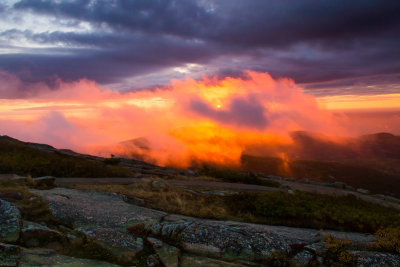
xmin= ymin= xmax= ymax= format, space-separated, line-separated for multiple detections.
xmin=1 ymin=70 xmax=398 ymax=168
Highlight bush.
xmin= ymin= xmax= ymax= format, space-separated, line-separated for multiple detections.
xmin=199 ymin=165 xmax=280 ymax=187
xmin=103 ymin=157 xmax=121 ymax=166
xmin=375 ymin=227 xmax=400 ymax=253
xmin=322 ymin=234 xmax=355 ymax=266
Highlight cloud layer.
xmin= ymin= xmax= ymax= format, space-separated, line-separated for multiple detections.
xmin=0 ymin=0 xmax=399 ymax=93
xmin=0 ymin=71 xmax=344 ymax=167
xmin=1 ymin=70 xmax=400 ymax=167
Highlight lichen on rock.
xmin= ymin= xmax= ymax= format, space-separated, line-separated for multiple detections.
xmin=0 ymin=199 xmax=21 ymax=243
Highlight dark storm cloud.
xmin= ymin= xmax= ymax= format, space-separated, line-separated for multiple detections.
xmin=1 ymin=0 xmax=400 ymax=91
xmin=0 ymin=23 xmax=226 ymax=87
xmin=0 ymin=29 xmax=131 ymax=47
xmin=14 ymin=0 xmax=400 ymax=46
xmin=13 ymin=0 xmax=400 ymax=47
xmin=14 ymin=0 xmax=214 ymax=38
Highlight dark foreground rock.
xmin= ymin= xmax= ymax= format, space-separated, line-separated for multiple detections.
xmin=148 ymin=237 xmax=180 ymax=267
xmin=141 ymin=214 xmax=379 ymax=265
xmin=1 ymin=245 xmax=121 ymax=267
xmin=27 ymin=188 xmax=400 ymax=266
xmin=353 ymin=251 xmax=400 ymax=266
xmin=32 ymin=176 xmax=56 ymax=187
xmin=0 ymin=242 xmax=20 ymax=266
xmin=0 ymin=199 xmax=21 ymax=243
xmin=31 ymin=188 xmax=165 ymax=262
xmin=20 ymin=221 xmax=64 ymax=247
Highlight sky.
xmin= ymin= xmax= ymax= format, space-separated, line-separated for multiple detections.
xmin=0 ymin=0 xmax=400 ymax=167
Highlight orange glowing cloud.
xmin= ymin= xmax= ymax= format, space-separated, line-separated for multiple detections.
xmin=317 ymin=93 xmax=400 ymax=111
xmin=0 ymin=70 xmax=397 ymax=168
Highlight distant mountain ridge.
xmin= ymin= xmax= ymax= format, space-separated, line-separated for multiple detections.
xmin=2 ymin=133 xmax=400 ymax=197
xmin=0 ymin=135 xmax=178 ymax=178
xmin=288 ymin=131 xmax=400 ymax=160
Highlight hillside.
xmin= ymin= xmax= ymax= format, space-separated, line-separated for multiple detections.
xmin=0 ymin=135 xmax=178 ymax=178
xmin=241 ymin=154 xmax=400 ymax=197
xmin=2 ymin=134 xmax=400 ymax=197
xmin=1 ymin=135 xmax=400 ymax=266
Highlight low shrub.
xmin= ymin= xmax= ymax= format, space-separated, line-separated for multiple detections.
xmin=375 ymin=227 xmax=400 ymax=253
xmin=267 ymin=251 xmax=293 ymax=267
xmin=103 ymin=157 xmax=121 ymax=166
xmin=199 ymin=165 xmax=280 ymax=187
xmin=322 ymin=234 xmax=355 ymax=266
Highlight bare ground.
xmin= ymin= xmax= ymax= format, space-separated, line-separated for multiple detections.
xmin=54 ymin=177 xmax=400 ymax=211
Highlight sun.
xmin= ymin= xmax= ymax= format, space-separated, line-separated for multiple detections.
xmin=217 ymin=104 xmax=222 ymax=109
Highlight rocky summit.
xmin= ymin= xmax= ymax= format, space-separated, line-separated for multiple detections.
xmin=1 ymin=187 xmax=398 ymax=266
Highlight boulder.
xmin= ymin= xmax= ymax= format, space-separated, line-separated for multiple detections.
xmin=124 ymin=196 xmax=146 ymax=206
xmin=0 ymin=199 xmax=21 ymax=243
xmin=30 ymin=188 xmax=165 ymax=261
xmin=20 ymin=221 xmax=64 ymax=247
xmin=304 ymin=242 xmax=326 ymax=255
xmin=148 ymin=237 xmax=180 ymax=267
xmin=332 ymin=182 xmax=346 ymax=189
xmin=32 ymin=176 xmax=56 ymax=187
xmin=345 ymin=185 xmax=354 ymax=191
xmin=146 ymin=254 xmax=161 ymax=267
xmin=75 ymin=226 xmax=144 ymax=262
xmin=293 ymin=250 xmax=314 ymax=265
xmin=141 ymin=215 xmax=377 ymax=264
xmin=356 ymin=188 xmax=370 ymax=194
xmin=143 ymin=215 xmax=321 ymax=262
xmin=374 ymin=194 xmax=386 ymax=200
